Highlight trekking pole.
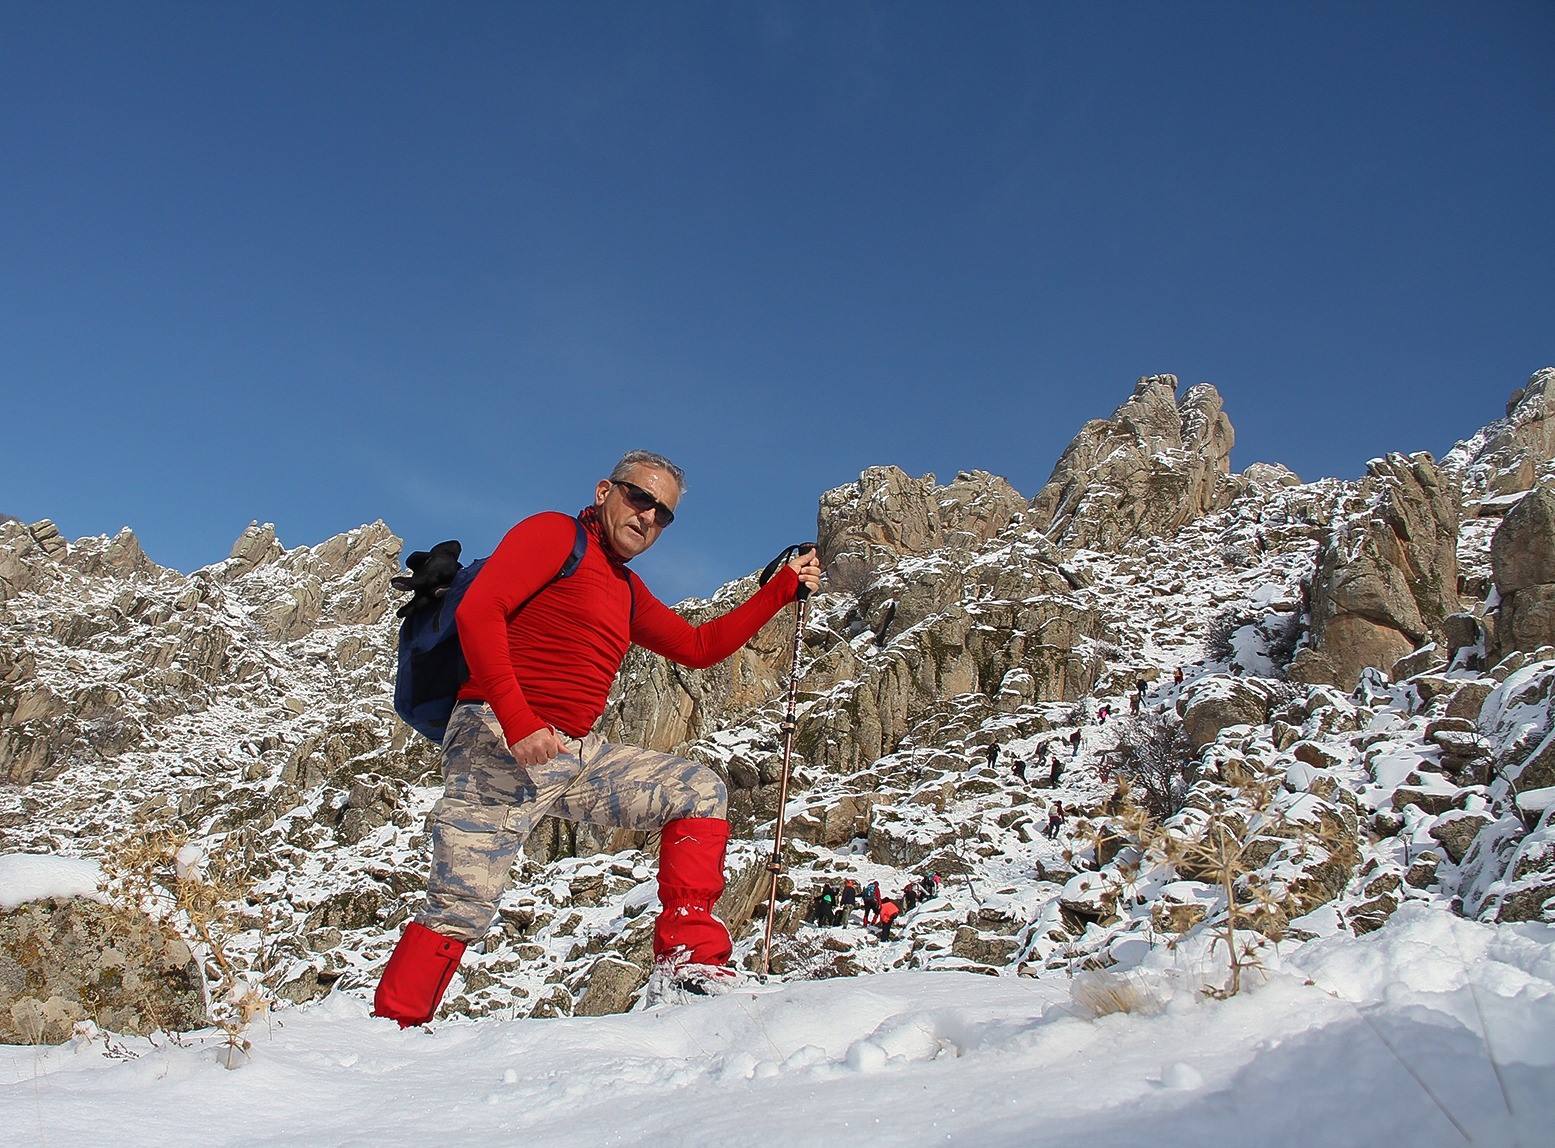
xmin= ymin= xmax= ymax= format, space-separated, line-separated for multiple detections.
xmin=757 ymin=543 xmax=815 ymax=977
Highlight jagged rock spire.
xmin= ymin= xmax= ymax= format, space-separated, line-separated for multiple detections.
xmin=1028 ymin=374 xmax=1236 ymax=552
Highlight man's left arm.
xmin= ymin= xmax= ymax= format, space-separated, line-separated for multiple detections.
xmin=630 ymin=549 xmax=820 ymax=668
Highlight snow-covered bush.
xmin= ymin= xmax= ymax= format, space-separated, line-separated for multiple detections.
xmin=1110 ymin=713 xmax=1196 ymax=819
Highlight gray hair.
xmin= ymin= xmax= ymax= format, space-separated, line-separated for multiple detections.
xmin=609 ymin=450 xmax=687 ymax=495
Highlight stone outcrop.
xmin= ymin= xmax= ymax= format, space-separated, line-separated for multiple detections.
xmin=0 ymin=519 xmax=404 ymax=786
xmin=1242 ymin=462 xmax=1302 ymax=488
xmin=1487 ymin=482 xmax=1555 ymax=658
xmin=1443 ymin=367 xmax=1555 ymax=505
xmin=1291 ymin=453 xmax=1461 ymax=689
xmin=1 ymin=896 xmax=206 ymax=1043
xmin=1028 ymin=375 xmax=1236 ymax=551
xmin=0 ymin=520 xmax=72 ymax=605
xmin=817 ymin=467 xmax=1028 ymax=592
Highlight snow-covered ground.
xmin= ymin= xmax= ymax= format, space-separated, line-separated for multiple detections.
xmin=4 ymin=902 xmax=1550 ymax=1147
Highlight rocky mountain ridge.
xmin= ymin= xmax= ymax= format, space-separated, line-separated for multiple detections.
xmin=2 ymin=367 xmax=1554 ymax=1039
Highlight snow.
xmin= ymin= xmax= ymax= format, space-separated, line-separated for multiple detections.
xmin=1229 ymin=622 xmax=1276 ymax=677
xmin=0 ymin=853 xmax=105 ymax=911
xmin=3 ymin=904 xmax=1550 ymax=1146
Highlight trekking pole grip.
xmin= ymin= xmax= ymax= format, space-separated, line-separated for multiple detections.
xmin=759 ymin=542 xmax=817 ymax=601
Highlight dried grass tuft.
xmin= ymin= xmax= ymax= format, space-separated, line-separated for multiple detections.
xmin=1069 ymin=970 xmax=1159 ymax=1019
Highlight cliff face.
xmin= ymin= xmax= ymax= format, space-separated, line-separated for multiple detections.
xmin=4 ymin=368 xmax=1555 ymax=1029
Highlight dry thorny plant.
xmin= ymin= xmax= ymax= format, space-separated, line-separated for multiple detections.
xmin=98 ymin=821 xmax=277 ymax=1066
xmin=1118 ymin=762 xmax=1348 ymax=999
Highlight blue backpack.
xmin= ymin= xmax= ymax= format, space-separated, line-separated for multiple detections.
xmin=393 ymin=518 xmax=588 ymax=743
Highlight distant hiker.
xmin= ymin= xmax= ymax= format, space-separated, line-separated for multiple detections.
xmin=1098 ymin=755 xmax=1112 ymax=784
xmin=1136 ymin=678 xmax=1147 ymax=698
xmin=1069 ymin=728 xmax=1082 ymax=758
xmin=1129 ymin=692 xmax=1142 ymax=716
xmin=1049 ymin=756 xmax=1063 ymax=787
xmin=985 ymin=743 xmax=1000 ymax=771
xmin=1096 ymin=703 xmax=1111 ymax=723
xmin=1044 ymin=801 xmax=1065 ymax=840
xmin=862 ymin=880 xmax=882 ymax=925
xmin=1013 ymin=756 xmax=1028 ymax=783
xmin=372 ymin=451 xmax=822 ymax=1026
xmin=839 ymin=879 xmax=860 ymax=924
xmin=877 ymin=899 xmax=902 ymax=942
xmin=902 ymin=882 xmax=918 ymax=912
xmin=1174 ymin=666 xmax=1184 ymax=687
xmin=812 ymin=884 xmax=839 ymax=927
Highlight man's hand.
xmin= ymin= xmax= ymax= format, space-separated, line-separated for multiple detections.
xmin=508 ymin=726 xmax=566 ymax=766
xmin=788 ymin=547 xmax=822 ymax=596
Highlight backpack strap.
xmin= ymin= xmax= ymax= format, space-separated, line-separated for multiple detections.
xmin=449 ymin=516 xmax=589 ymax=700
xmin=513 ymin=515 xmax=588 ymax=613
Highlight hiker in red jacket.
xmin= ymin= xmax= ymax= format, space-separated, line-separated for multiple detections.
xmin=374 ymin=451 xmax=821 ymax=1026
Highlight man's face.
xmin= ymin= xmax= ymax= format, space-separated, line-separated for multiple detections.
xmin=593 ymin=464 xmax=680 ymax=561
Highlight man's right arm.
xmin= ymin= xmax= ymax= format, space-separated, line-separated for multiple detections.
xmin=454 ymin=512 xmax=577 ymax=752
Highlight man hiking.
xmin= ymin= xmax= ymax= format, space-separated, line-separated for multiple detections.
xmin=373 ymin=451 xmax=821 ymax=1026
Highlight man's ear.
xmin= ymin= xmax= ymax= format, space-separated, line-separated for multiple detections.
xmin=594 ymin=479 xmax=613 ymax=507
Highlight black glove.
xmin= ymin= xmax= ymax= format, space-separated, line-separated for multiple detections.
xmin=392 ymin=540 xmax=463 ymax=618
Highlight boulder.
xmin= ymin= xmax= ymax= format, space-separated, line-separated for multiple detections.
xmin=951 ymin=925 xmax=1020 ymax=966
xmin=1500 ymin=586 xmax=1555 ymax=660
xmin=1490 ymin=485 xmax=1555 ymax=592
xmin=1292 ymin=741 xmax=1343 ymax=770
xmin=1445 ymin=680 xmax=1496 ymax=721
xmin=1429 ymin=811 xmax=1492 ymax=864
xmin=1178 ymin=676 xmax=1278 ymax=752
xmin=1058 ymin=870 xmax=1122 ymax=929
xmin=574 ymin=955 xmax=649 ymax=1016
xmin=1405 ymin=852 xmax=1441 ymax=889
xmin=1494 ymin=828 xmax=1555 ymax=923
xmin=1148 ymin=881 xmax=1221 ymax=934
xmin=0 ymin=897 xmax=206 ymax=1043
xmin=788 ymin=793 xmax=875 ymax=847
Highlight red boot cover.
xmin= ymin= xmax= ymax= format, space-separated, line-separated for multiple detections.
xmin=654 ymin=817 xmax=732 ymax=966
xmin=373 ymin=921 xmax=466 ymax=1028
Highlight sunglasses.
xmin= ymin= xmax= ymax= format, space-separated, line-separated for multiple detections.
xmin=612 ymin=479 xmax=676 ymax=527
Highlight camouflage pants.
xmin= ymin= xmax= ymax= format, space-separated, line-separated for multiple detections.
xmin=417 ymin=703 xmax=727 ymax=942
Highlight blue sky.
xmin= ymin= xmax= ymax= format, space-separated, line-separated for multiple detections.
xmin=3 ymin=2 xmax=1552 ymax=603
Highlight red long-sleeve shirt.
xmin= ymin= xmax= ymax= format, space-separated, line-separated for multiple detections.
xmin=455 ymin=510 xmax=800 ymax=746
